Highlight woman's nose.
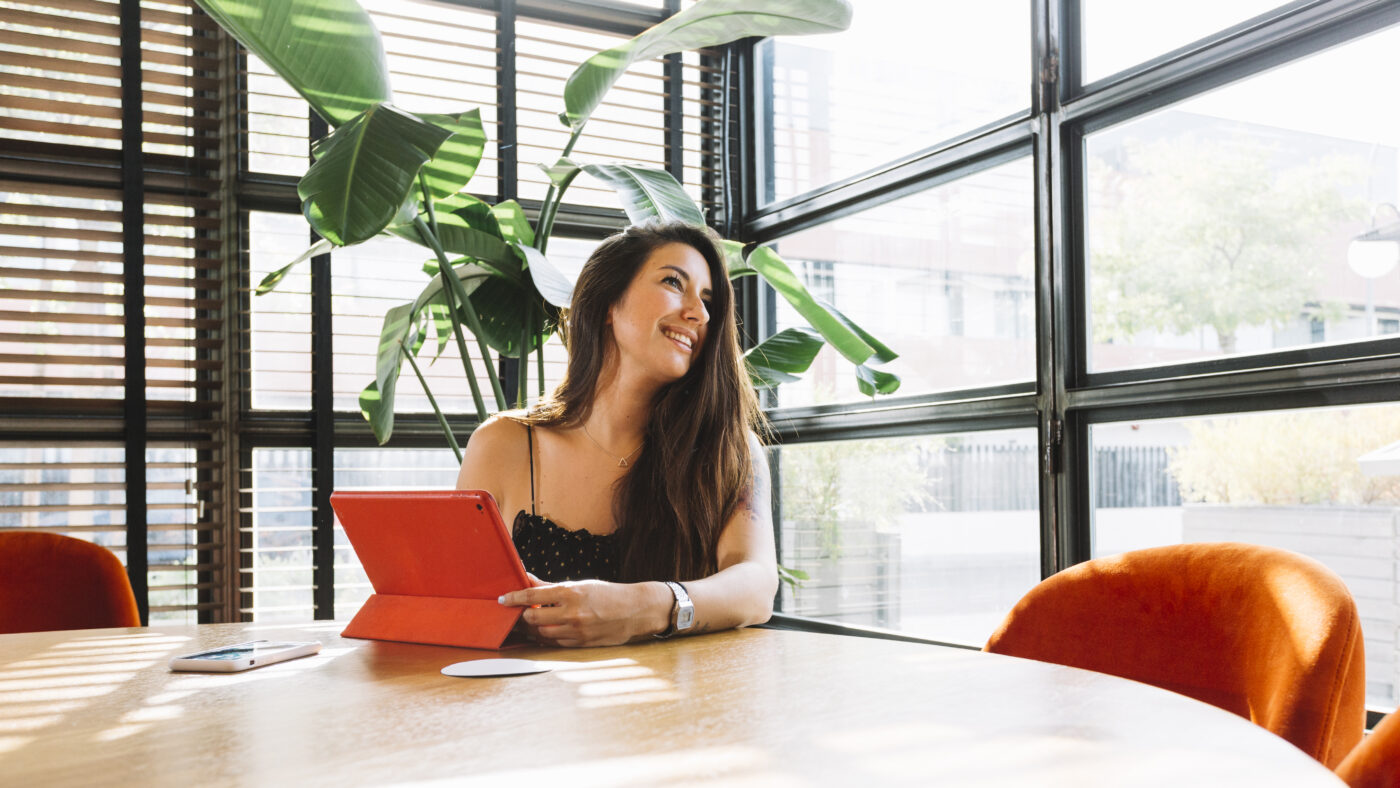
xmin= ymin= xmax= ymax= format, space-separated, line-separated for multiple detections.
xmin=683 ymin=292 xmax=708 ymax=324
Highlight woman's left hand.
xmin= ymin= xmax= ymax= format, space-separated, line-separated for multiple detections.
xmin=498 ymin=580 xmax=666 ymax=647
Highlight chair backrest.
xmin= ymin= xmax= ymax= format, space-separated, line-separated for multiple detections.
xmin=0 ymin=531 xmax=141 ymax=634
xmin=984 ymin=542 xmax=1365 ymax=768
xmin=1337 ymin=712 xmax=1400 ymax=788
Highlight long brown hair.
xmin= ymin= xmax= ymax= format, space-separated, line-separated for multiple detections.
xmin=520 ymin=222 xmax=762 ymax=582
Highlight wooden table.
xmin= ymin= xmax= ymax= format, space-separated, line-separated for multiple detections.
xmin=0 ymin=623 xmax=1342 ymax=786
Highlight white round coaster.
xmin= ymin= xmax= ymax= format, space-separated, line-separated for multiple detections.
xmin=441 ymin=658 xmax=553 ymax=678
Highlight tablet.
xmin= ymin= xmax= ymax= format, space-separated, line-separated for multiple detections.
xmin=331 ymin=490 xmax=532 ymax=649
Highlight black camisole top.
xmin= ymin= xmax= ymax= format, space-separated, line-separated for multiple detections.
xmin=511 ymin=425 xmax=621 ymax=583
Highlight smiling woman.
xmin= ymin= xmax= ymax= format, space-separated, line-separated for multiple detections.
xmin=455 ymin=222 xmax=776 ymax=648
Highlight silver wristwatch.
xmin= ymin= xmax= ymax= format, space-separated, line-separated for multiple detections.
xmin=655 ymin=581 xmax=694 ymax=638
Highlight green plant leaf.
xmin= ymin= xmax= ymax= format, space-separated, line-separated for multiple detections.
xmin=411 ymin=259 xmax=498 ymax=359
xmin=390 ymin=193 xmax=520 ymax=280
xmin=562 ymin=0 xmax=852 ymax=130
xmin=515 ymin=243 xmax=574 ymax=308
xmin=359 ymin=380 xmax=396 ymax=445
xmin=539 ymin=158 xmax=582 ymax=189
xmin=255 ymin=238 xmax=331 ymax=295
xmin=193 ymin=0 xmax=391 ymax=127
xmin=416 ymin=109 xmax=486 ymax=203
xmin=468 ymin=276 xmax=551 ymax=357
xmin=579 ymin=163 xmax=705 ymax=226
xmin=299 ymin=104 xmax=453 ymax=246
xmin=816 ymin=296 xmax=898 ymax=365
xmin=359 ymin=301 xmax=419 ymax=444
xmin=718 ymin=238 xmax=756 ymax=278
xmin=373 ymin=302 xmax=416 ymax=400
xmin=744 ymin=245 xmax=875 ymax=365
xmin=743 ymin=327 xmax=824 ymax=389
xmin=491 ymin=200 xmax=535 ymax=247
xmin=855 ymin=364 xmax=901 ymax=396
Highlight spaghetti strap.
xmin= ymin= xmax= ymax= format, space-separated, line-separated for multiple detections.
xmin=526 ymin=424 xmax=537 ymax=516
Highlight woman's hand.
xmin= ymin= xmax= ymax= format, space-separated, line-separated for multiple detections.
xmin=498 ymin=580 xmax=669 ymax=647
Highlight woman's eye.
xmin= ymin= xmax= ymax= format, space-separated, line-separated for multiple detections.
xmin=662 ymin=275 xmax=683 ymax=289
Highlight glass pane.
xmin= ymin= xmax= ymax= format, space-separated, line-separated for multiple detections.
xmin=1082 ymin=0 xmax=1287 ymax=84
xmin=1087 ymin=26 xmax=1400 ymax=372
xmin=245 ymin=54 xmax=308 ymax=178
xmin=333 ymin=448 xmax=462 ymax=618
xmin=1090 ymin=404 xmax=1400 ymax=711
xmin=760 ymin=1 xmax=1029 ymax=205
xmin=248 ymin=212 xmax=311 ymax=411
xmin=773 ymin=158 xmax=1034 ymax=407
xmin=243 ymin=448 xmax=313 ymax=622
xmin=777 ymin=429 xmax=1040 ymax=647
xmin=516 ymin=20 xmax=669 ymax=209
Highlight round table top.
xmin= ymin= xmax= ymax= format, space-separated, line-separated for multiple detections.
xmin=0 ymin=622 xmax=1343 ymax=787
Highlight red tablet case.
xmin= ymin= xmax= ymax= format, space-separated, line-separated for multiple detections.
xmin=331 ymin=490 xmax=531 ymax=650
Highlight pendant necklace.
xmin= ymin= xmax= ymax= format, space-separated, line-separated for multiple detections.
xmin=581 ymin=423 xmax=643 ymax=468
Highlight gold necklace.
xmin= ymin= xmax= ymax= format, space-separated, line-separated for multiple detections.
xmin=581 ymin=423 xmax=643 ymax=468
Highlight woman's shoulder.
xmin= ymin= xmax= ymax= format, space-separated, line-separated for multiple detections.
xmin=467 ymin=410 xmax=532 ymax=450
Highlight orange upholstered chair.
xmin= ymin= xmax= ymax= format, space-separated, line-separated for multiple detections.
xmin=1337 ymin=712 xmax=1400 ymax=788
xmin=984 ymin=542 xmax=1365 ymax=768
xmin=0 ymin=531 xmax=141 ymax=634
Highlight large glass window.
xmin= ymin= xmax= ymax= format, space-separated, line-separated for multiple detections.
xmin=778 ymin=429 xmax=1040 ymax=647
xmin=759 ymin=1 xmax=1029 ymax=205
xmin=1086 ymin=25 xmax=1400 ymax=372
xmin=773 ymin=158 xmax=1035 ymax=407
xmin=1081 ymin=0 xmax=1287 ymax=84
xmin=1091 ymin=405 xmax=1400 ymax=710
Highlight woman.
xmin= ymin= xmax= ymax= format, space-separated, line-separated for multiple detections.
xmin=455 ymin=221 xmax=777 ymax=647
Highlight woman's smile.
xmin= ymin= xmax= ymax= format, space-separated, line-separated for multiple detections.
xmin=662 ymin=327 xmax=695 ymax=353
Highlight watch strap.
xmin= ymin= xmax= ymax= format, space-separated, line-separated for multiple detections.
xmin=655 ymin=581 xmax=692 ymax=639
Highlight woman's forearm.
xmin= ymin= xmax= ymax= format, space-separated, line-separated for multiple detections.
xmin=633 ymin=560 xmax=776 ymax=639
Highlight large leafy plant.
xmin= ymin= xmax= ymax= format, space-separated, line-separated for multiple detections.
xmin=197 ymin=0 xmax=899 ymax=459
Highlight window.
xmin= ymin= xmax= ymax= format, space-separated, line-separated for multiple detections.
xmin=1 ymin=0 xmax=226 ymax=623
xmin=1091 ymin=405 xmax=1400 ymax=710
xmin=758 ymin=1 xmax=1030 ymax=205
xmin=1086 ymin=25 xmax=1400 ymax=372
xmin=771 ymin=157 xmax=1035 ymax=407
xmin=777 ymin=430 xmax=1041 ymax=647
xmin=754 ymin=1 xmax=1400 ymax=711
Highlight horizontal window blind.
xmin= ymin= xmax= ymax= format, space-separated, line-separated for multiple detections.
xmin=241 ymin=0 xmax=501 ymax=197
xmin=515 ymin=18 xmax=721 ymax=214
xmin=240 ymin=448 xmax=313 ymax=620
xmin=0 ymin=0 xmax=228 ymax=623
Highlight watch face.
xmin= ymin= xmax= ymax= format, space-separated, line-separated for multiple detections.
xmin=676 ymin=604 xmax=695 ymax=630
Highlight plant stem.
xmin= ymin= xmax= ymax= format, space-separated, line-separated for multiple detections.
xmin=402 ymin=339 xmax=462 ymax=463
xmin=412 ymin=214 xmax=508 ymax=411
xmin=412 ymin=215 xmax=487 ymax=421
xmin=537 ymin=334 xmax=545 ymax=397
xmin=517 ymin=300 xmax=530 ymax=408
xmin=535 ymin=122 xmax=587 ymax=255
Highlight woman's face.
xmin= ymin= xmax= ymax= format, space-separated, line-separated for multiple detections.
xmin=607 ymin=242 xmax=714 ymax=386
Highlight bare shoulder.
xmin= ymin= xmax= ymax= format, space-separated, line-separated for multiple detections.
xmin=466 ymin=410 xmax=531 ymax=454
xmin=457 ymin=411 xmax=531 ymax=497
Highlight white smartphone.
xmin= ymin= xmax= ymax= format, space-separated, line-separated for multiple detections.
xmin=168 ymin=640 xmax=321 ymax=673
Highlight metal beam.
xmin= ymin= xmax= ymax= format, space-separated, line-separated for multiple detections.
xmin=119 ymin=0 xmax=149 ymax=624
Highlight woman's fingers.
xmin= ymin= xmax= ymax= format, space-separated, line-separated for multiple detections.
xmin=521 ymin=605 xmax=571 ymax=627
xmin=499 ymin=585 xmax=559 ymax=607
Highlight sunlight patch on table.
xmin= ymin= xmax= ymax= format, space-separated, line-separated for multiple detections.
xmin=552 ymin=665 xmax=653 ymax=683
xmin=0 ymin=660 xmax=157 ymax=680
xmin=0 ymin=714 xmax=63 ymax=733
